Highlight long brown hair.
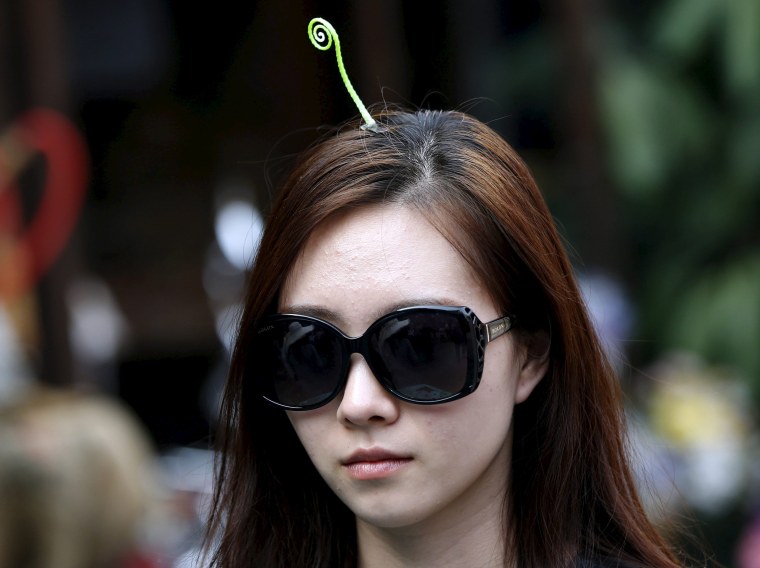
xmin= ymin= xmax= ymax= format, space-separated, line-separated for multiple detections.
xmin=206 ymin=109 xmax=682 ymax=567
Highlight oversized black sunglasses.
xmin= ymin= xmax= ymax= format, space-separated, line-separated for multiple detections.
xmin=250 ymin=305 xmax=514 ymax=410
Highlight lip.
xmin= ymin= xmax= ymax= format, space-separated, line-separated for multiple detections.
xmin=341 ymin=448 xmax=412 ymax=480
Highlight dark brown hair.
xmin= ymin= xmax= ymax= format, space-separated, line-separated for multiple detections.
xmin=206 ymin=110 xmax=682 ymax=567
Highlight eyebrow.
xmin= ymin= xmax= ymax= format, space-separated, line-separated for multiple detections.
xmin=279 ymin=297 xmax=464 ymax=331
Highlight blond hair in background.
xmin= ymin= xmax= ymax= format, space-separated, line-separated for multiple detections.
xmin=0 ymin=389 xmax=155 ymax=568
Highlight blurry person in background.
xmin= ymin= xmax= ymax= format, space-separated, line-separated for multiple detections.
xmin=0 ymin=389 xmax=156 ymax=568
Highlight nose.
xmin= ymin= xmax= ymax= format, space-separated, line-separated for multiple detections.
xmin=336 ymin=355 xmax=400 ymax=426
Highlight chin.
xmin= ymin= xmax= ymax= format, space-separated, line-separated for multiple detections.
xmin=349 ymin=499 xmax=435 ymax=530
xmin=356 ymin=511 xmax=423 ymax=530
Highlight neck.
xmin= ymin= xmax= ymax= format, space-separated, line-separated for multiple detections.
xmin=355 ymin=485 xmax=514 ymax=568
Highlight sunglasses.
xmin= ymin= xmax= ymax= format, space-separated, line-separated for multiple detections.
xmin=250 ymin=305 xmax=514 ymax=411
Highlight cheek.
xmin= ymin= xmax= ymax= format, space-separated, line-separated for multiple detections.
xmin=458 ymin=342 xmax=520 ymax=443
xmin=286 ymin=407 xmax=341 ymax=468
xmin=480 ymin=339 xmax=520 ymax=400
xmin=287 ymin=414 xmax=324 ymax=461
xmin=419 ymin=381 xmax=514 ymax=458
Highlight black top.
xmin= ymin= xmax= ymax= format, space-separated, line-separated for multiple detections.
xmin=577 ymin=557 xmax=646 ymax=568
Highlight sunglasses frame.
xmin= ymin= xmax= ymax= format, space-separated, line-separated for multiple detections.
xmin=252 ymin=305 xmax=514 ymax=411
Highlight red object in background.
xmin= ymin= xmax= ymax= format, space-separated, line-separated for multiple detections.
xmin=0 ymin=108 xmax=89 ymax=299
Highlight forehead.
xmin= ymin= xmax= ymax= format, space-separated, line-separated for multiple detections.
xmin=279 ymin=204 xmax=494 ymax=331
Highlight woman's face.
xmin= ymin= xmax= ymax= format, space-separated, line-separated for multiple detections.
xmin=280 ymin=203 xmax=545 ymax=532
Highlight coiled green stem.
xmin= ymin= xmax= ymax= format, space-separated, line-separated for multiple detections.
xmin=308 ymin=18 xmax=378 ymax=132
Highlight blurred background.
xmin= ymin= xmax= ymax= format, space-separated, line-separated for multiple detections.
xmin=1 ymin=0 xmax=758 ymax=566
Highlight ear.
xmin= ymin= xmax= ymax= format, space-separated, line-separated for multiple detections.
xmin=514 ymin=331 xmax=550 ymax=404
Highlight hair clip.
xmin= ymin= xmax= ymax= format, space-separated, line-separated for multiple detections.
xmin=308 ymin=18 xmax=382 ymax=133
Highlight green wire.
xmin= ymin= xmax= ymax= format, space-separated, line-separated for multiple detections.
xmin=308 ymin=18 xmax=379 ymax=132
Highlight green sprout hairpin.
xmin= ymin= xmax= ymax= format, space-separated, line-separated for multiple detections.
xmin=308 ymin=17 xmax=381 ymax=133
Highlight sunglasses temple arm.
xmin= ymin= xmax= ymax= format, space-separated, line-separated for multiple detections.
xmin=484 ymin=316 xmax=513 ymax=343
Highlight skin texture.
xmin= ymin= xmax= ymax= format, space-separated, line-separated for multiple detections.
xmin=281 ymin=204 xmax=547 ymax=568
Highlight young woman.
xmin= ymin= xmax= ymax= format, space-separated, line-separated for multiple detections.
xmin=206 ymin=109 xmax=683 ymax=567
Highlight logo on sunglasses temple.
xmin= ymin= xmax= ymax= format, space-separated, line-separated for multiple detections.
xmin=485 ymin=317 xmax=512 ymax=342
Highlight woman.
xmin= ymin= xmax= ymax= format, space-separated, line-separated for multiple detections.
xmin=206 ymin=109 xmax=682 ymax=567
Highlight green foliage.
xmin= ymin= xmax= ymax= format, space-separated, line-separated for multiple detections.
xmin=599 ymin=57 xmax=714 ymax=197
xmin=664 ymin=254 xmax=760 ymax=389
xmin=598 ymin=0 xmax=760 ymax=397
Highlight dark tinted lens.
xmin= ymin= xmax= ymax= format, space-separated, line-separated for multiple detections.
xmin=255 ymin=319 xmax=344 ymax=407
xmin=371 ymin=311 xmax=470 ymax=401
